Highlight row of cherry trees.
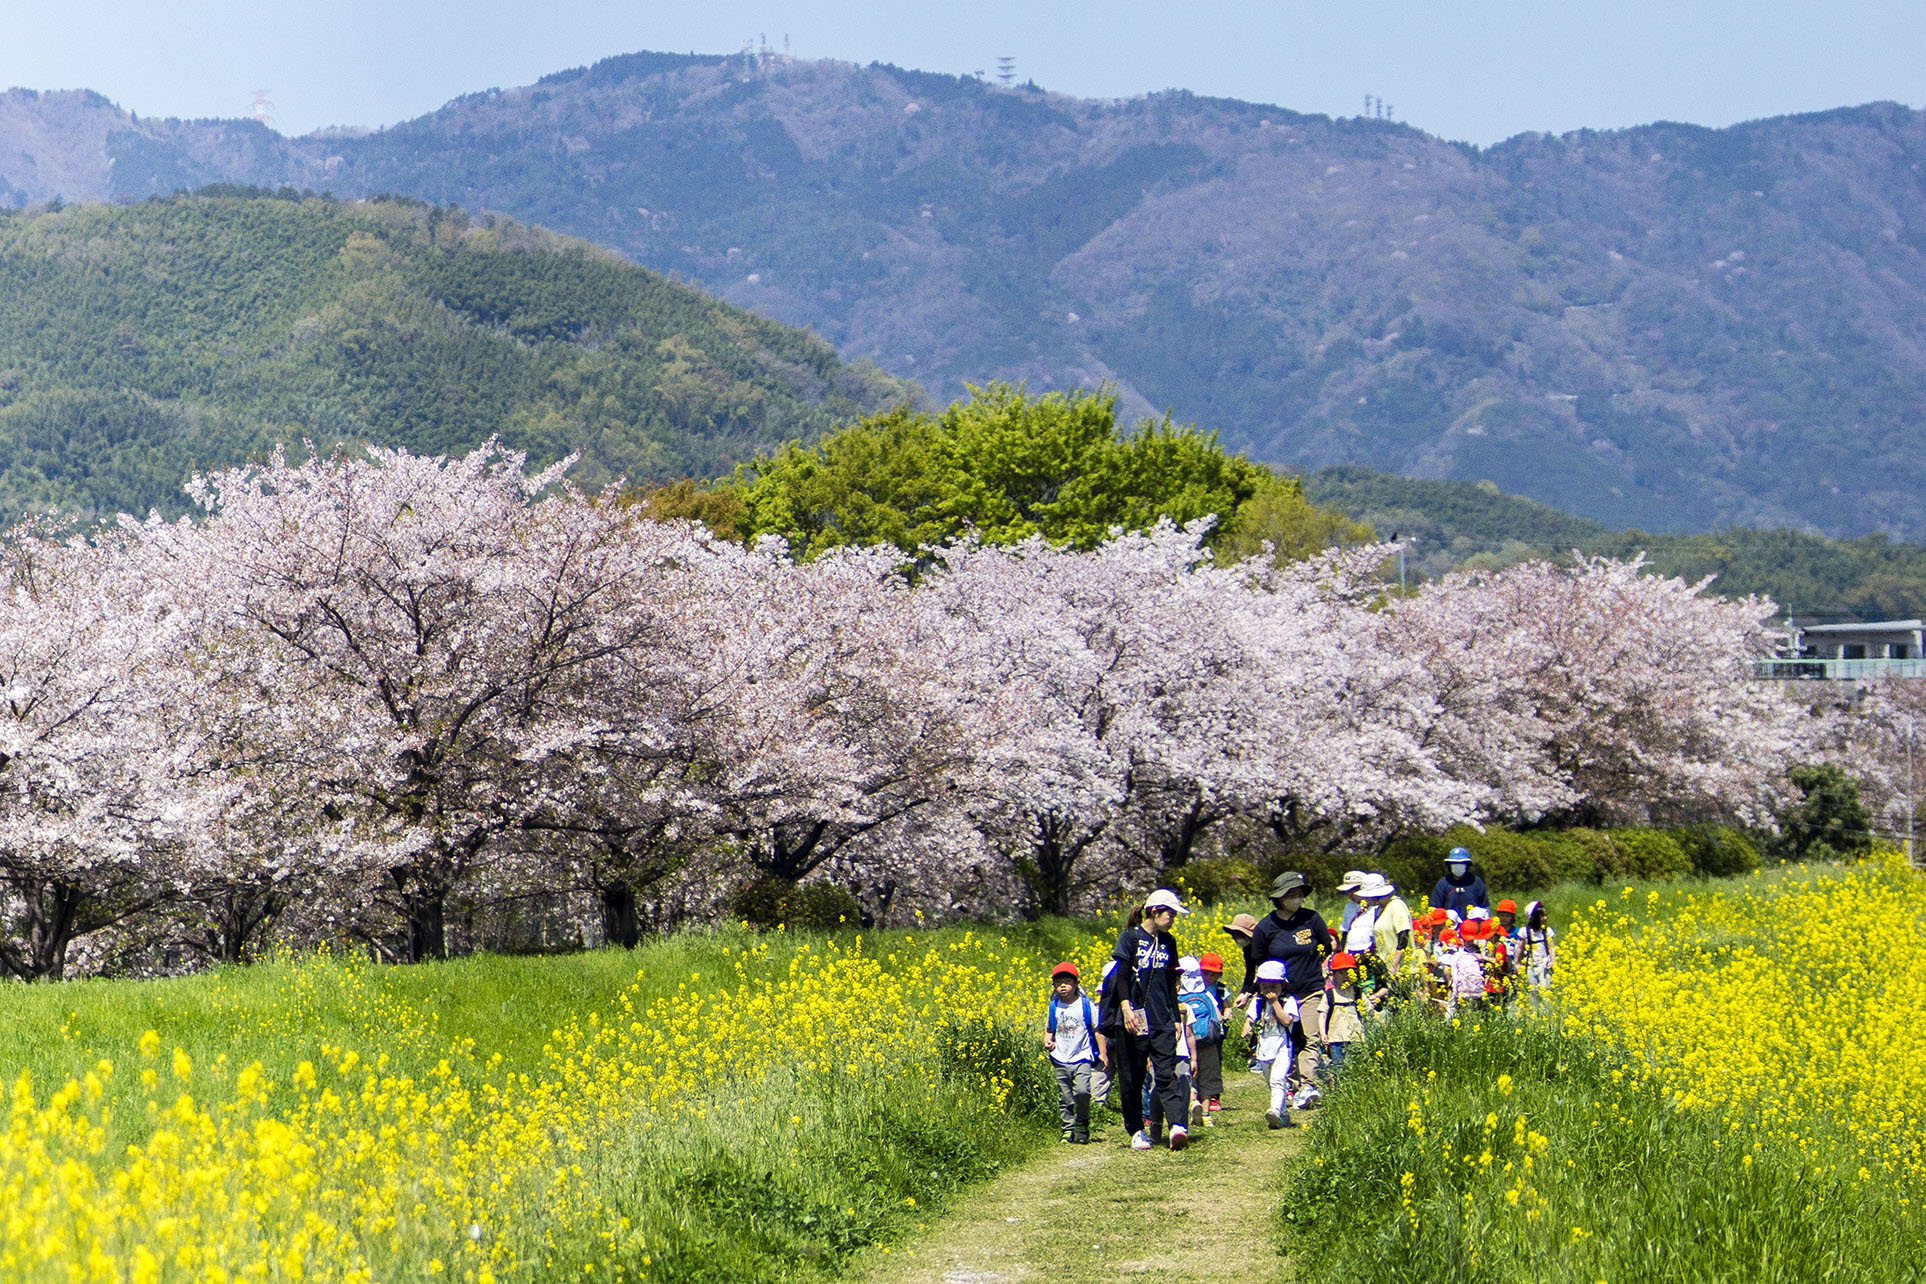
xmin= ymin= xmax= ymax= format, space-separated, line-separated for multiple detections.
xmin=0 ymin=445 xmax=1818 ymax=978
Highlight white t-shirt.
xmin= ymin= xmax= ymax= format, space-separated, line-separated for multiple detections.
xmin=1244 ymin=993 xmax=1300 ymax=1062
xmin=1048 ymin=996 xmax=1097 ymax=1066
xmin=1345 ymin=905 xmax=1379 ymax=954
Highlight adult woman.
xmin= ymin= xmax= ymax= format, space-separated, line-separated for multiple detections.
xmin=1431 ymin=847 xmax=1490 ymax=918
xmin=1111 ymin=888 xmax=1193 ymax=1151
xmin=1245 ymin=871 xmax=1333 ymax=1107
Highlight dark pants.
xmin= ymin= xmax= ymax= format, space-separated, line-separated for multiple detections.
xmin=1119 ymin=1029 xmax=1188 ymax=1138
xmin=1194 ymin=1039 xmax=1224 ymax=1099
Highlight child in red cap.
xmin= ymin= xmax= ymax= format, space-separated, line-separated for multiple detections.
xmin=1194 ymin=953 xmax=1229 ymax=1116
xmin=1319 ymin=952 xmax=1372 ymax=1079
xmin=1044 ymin=961 xmax=1102 ymax=1143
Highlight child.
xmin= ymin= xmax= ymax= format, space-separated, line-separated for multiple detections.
xmin=1177 ymin=956 xmax=1224 ymax=1127
xmin=1243 ymin=960 xmax=1300 ymax=1130
xmin=1516 ymin=900 xmax=1557 ymax=992
xmin=1195 ymin=953 xmax=1230 ymax=1116
xmin=1319 ymin=952 xmax=1370 ymax=1078
xmin=1044 ymin=961 xmax=1104 ymax=1144
xmin=1442 ymin=929 xmax=1486 ymax=1017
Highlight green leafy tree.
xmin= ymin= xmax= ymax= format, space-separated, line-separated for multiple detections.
xmin=1778 ymin=763 xmax=1874 ymax=862
xmin=728 ymin=382 xmax=1282 ymax=558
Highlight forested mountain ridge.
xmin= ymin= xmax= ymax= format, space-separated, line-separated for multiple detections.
xmin=1308 ymin=466 xmax=1926 ymax=620
xmin=3 ymin=58 xmax=1923 ymax=537
xmin=0 ymin=190 xmax=907 ymax=517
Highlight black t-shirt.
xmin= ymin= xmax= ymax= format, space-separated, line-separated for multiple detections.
xmin=1248 ymin=907 xmax=1333 ymax=999
xmin=1112 ymin=923 xmax=1180 ymax=1034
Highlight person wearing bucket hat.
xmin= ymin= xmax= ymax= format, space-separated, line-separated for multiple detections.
xmin=1334 ymin=869 xmax=1371 ymax=932
xmin=1110 ymin=889 xmax=1193 ymax=1151
xmin=1247 ymin=870 xmax=1333 ymax=1108
xmin=1222 ymin=913 xmax=1262 ymax=1009
xmin=1360 ymin=875 xmax=1414 ymax=985
xmin=1432 ymin=846 xmax=1490 ymax=919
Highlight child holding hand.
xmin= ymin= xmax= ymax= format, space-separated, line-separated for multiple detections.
xmin=1244 ymin=960 xmax=1300 ymax=1130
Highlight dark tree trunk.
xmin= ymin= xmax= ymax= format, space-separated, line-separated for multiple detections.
xmin=601 ymin=882 xmax=640 ymax=949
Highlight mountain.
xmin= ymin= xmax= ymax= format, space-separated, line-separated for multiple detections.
xmin=5 ymin=57 xmax=1924 ymax=538
xmin=1308 ymin=466 xmax=1926 ymax=619
xmin=0 ymin=188 xmax=906 ymax=517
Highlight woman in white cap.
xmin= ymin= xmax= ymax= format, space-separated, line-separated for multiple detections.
xmin=1111 ymin=888 xmax=1194 ymax=1151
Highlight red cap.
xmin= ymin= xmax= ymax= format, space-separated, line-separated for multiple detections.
xmin=1050 ymin=961 xmax=1079 ymax=980
xmin=1330 ymin=952 xmax=1357 ymax=970
xmin=1198 ymin=952 xmax=1225 ymax=973
xmin=1495 ymin=899 xmax=1518 ymax=914
xmin=1441 ymin=929 xmax=1461 ymax=945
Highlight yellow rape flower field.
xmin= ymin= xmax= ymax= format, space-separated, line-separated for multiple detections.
xmin=1285 ymin=856 xmax=1926 ymax=1284
xmin=1557 ymin=854 xmax=1926 ymax=1199
xmin=0 ymin=920 xmax=1161 ymax=1284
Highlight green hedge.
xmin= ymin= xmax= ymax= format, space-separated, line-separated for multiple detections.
xmin=1285 ymin=823 xmax=1759 ymax=906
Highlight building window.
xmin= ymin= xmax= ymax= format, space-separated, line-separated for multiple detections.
xmin=1842 ymin=644 xmax=1868 ymax=660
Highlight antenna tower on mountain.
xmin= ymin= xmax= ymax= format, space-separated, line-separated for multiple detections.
xmin=996 ymin=56 xmax=1017 ymax=86
xmin=250 ymin=90 xmax=274 ymax=126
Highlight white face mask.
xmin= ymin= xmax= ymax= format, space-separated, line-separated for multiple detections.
xmin=1448 ymin=863 xmax=1468 ymax=875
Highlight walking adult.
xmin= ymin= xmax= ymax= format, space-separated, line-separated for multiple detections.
xmin=1334 ymin=869 xmax=1370 ymax=933
xmin=1359 ymin=874 xmax=1413 ymax=998
xmin=1431 ymin=847 xmax=1490 ymax=918
xmin=1112 ymin=888 xmax=1194 ymax=1152
xmin=1246 ymin=871 xmax=1332 ymax=1108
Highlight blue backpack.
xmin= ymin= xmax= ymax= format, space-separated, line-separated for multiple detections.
xmin=1180 ymin=990 xmax=1224 ymax=1042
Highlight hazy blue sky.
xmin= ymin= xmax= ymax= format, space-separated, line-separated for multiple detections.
xmin=5 ymin=0 xmax=1922 ymax=143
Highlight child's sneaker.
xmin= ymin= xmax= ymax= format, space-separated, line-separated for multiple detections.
xmin=1131 ymin=1130 xmax=1154 ymax=1150
xmin=1206 ymin=1097 xmax=1222 ymax=1114
xmin=1061 ymin=1130 xmax=1075 ymax=1143
xmin=1168 ymin=1126 xmax=1188 ymax=1152
xmin=1292 ymin=1084 xmax=1321 ymax=1110
xmin=1265 ymin=1108 xmax=1283 ymax=1130
xmin=1190 ymin=1099 xmax=1205 ymax=1128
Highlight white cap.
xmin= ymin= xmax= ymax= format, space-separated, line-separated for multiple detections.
xmin=1255 ymin=960 xmax=1287 ymax=983
xmin=1358 ymin=875 xmax=1396 ymax=898
xmin=1145 ymin=888 xmax=1190 ymax=916
xmin=1336 ymin=869 xmax=1369 ymax=892
xmin=1178 ymin=955 xmax=1201 ymax=972
xmin=1466 ymin=905 xmax=1492 ymax=920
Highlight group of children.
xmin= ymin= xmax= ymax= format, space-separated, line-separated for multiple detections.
xmin=1042 ymin=888 xmax=1558 ymax=1146
xmin=1416 ymin=897 xmax=1558 ymax=1015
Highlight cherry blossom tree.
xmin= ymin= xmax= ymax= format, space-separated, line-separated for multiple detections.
xmin=1386 ymin=555 xmax=1805 ymax=828
xmin=0 ymin=521 xmax=183 ymax=980
xmin=184 ymin=443 xmax=688 ymax=961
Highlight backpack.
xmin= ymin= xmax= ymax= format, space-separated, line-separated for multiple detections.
xmin=1179 ymin=989 xmax=1224 ymax=1043
xmin=1047 ymin=995 xmax=1098 ymax=1062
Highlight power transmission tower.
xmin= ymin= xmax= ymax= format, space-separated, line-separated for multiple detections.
xmin=250 ymin=90 xmax=274 ymax=126
xmin=997 ymin=56 xmax=1017 ymax=86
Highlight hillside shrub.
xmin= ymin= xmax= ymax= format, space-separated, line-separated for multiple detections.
xmin=726 ymin=878 xmax=862 ymax=930
xmin=1172 ymin=856 xmax=1266 ymax=905
xmin=1599 ymin=827 xmax=1694 ymax=881
xmin=1669 ymin=824 xmax=1762 ymax=878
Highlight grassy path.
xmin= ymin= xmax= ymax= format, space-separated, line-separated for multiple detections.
xmin=847 ymin=1063 xmax=1302 ymax=1284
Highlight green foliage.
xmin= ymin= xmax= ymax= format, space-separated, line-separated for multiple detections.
xmin=1168 ymin=856 xmax=1266 ymax=906
xmin=725 ymin=383 xmax=1282 ymax=558
xmin=1285 ymin=1014 xmax=1919 ymax=1284
xmin=1667 ymin=824 xmax=1762 ymax=878
xmin=0 ymin=193 xmax=909 ymax=520
xmin=1309 ymin=465 xmax=1926 ymax=616
xmin=726 ymin=877 xmax=864 ymax=930
xmin=1363 ymin=824 xmax=1716 ymax=907
xmin=1777 ymin=763 xmax=1874 ymax=862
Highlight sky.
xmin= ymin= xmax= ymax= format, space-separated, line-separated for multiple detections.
xmin=3 ymin=0 xmax=1922 ymax=144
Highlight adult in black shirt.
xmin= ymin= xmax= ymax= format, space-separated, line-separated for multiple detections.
xmin=1245 ymin=871 xmax=1333 ymax=1098
xmin=1111 ymin=889 xmax=1193 ymax=1150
